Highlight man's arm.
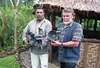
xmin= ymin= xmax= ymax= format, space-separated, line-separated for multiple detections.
xmin=61 ymin=40 xmax=79 ymax=47
xmin=51 ymin=23 xmax=83 ymax=47
xmin=51 ymin=40 xmax=79 ymax=47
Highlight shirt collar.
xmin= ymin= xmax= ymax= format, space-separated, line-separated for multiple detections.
xmin=69 ymin=21 xmax=74 ymax=27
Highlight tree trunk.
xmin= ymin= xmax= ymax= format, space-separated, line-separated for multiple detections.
xmin=10 ymin=0 xmax=20 ymax=51
xmin=14 ymin=7 xmax=18 ymax=51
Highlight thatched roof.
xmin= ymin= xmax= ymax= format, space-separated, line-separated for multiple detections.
xmin=33 ymin=0 xmax=100 ymax=19
xmin=36 ymin=0 xmax=100 ymax=13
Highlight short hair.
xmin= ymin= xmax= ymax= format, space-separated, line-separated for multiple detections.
xmin=35 ymin=6 xmax=44 ymax=12
xmin=62 ymin=8 xmax=75 ymax=16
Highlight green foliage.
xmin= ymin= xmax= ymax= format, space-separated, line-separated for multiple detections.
xmin=0 ymin=4 xmax=35 ymax=51
xmin=0 ymin=6 xmax=10 ymax=50
xmin=0 ymin=55 xmax=20 ymax=68
xmin=55 ymin=16 xmax=61 ymax=27
xmin=17 ymin=4 xmax=35 ymax=46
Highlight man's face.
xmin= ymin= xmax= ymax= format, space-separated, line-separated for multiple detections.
xmin=35 ymin=9 xmax=44 ymax=20
xmin=62 ymin=12 xmax=73 ymax=22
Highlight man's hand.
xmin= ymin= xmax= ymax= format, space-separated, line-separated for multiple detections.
xmin=24 ymin=40 xmax=39 ymax=49
xmin=51 ymin=41 xmax=61 ymax=46
xmin=32 ymin=46 xmax=39 ymax=49
xmin=24 ymin=40 xmax=29 ymax=45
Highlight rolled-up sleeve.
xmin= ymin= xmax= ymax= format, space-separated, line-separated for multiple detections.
xmin=72 ymin=24 xmax=83 ymax=41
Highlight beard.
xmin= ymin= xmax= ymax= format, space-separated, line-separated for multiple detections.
xmin=36 ymin=16 xmax=44 ymax=21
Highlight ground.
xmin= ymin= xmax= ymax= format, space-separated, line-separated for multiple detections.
xmin=0 ymin=46 xmax=59 ymax=68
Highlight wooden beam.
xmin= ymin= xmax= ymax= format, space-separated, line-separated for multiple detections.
xmin=82 ymin=42 xmax=89 ymax=68
xmin=96 ymin=44 xmax=100 ymax=68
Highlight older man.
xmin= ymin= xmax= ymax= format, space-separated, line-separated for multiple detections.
xmin=51 ymin=8 xmax=83 ymax=68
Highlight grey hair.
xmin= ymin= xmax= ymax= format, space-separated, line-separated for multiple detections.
xmin=62 ymin=8 xmax=76 ymax=19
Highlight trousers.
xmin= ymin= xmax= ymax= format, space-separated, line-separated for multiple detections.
xmin=60 ymin=62 xmax=77 ymax=68
xmin=30 ymin=52 xmax=48 ymax=68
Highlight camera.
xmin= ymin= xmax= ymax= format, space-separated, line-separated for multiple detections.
xmin=48 ymin=30 xmax=61 ymax=41
xmin=27 ymin=28 xmax=43 ymax=47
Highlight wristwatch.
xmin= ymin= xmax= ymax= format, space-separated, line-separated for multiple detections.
xmin=61 ymin=43 xmax=63 ymax=46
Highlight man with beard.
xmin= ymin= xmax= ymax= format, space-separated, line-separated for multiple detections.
xmin=22 ymin=6 xmax=52 ymax=68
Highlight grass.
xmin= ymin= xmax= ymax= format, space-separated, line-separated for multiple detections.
xmin=0 ymin=54 xmax=20 ymax=68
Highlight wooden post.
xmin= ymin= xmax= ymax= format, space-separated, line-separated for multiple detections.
xmin=82 ymin=42 xmax=89 ymax=68
xmin=47 ymin=12 xmax=53 ymax=62
xmin=94 ymin=19 xmax=97 ymax=38
xmin=96 ymin=44 xmax=100 ymax=68
xmin=48 ymin=41 xmax=52 ymax=62
xmin=52 ymin=12 xmax=56 ymax=29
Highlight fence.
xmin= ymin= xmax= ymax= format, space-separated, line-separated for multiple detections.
xmin=77 ymin=38 xmax=100 ymax=68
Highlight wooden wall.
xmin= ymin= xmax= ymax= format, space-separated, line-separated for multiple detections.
xmin=77 ymin=39 xmax=100 ymax=68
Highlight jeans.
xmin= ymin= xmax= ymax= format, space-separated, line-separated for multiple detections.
xmin=31 ymin=52 xmax=48 ymax=68
xmin=60 ymin=62 xmax=77 ymax=68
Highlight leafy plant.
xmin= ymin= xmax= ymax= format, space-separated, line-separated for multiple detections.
xmin=0 ymin=7 xmax=9 ymax=50
xmin=0 ymin=4 xmax=35 ymax=51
